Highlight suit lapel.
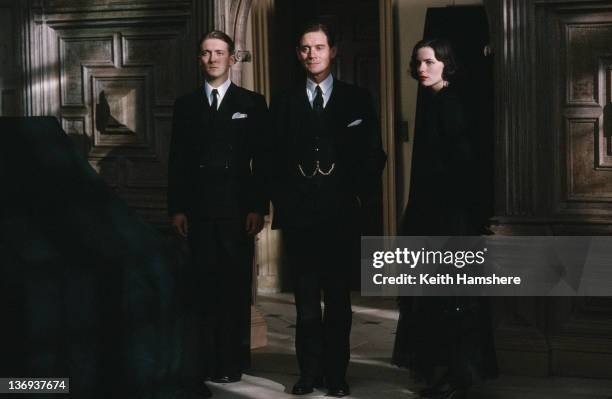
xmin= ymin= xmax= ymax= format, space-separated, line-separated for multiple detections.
xmin=199 ymin=88 xmax=213 ymax=128
xmin=287 ymin=86 xmax=310 ymax=143
xmin=217 ymin=82 xmax=237 ymax=121
xmin=299 ymin=85 xmax=310 ymax=111
xmin=325 ymin=79 xmax=346 ymax=129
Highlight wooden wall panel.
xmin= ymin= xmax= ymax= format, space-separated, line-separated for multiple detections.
xmin=122 ymin=35 xmax=180 ymax=105
xmin=20 ymin=0 xmax=210 ymax=226
xmin=549 ymin=9 xmax=612 ymax=378
xmin=486 ymin=0 xmax=612 ymax=378
xmin=567 ymin=119 xmax=612 ymax=200
xmin=556 ymin=15 xmax=612 ymax=217
xmin=60 ymin=36 xmax=115 ymax=106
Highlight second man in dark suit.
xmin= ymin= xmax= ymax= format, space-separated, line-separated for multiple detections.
xmin=269 ymin=19 xmax=386 ymax=398
xmin=168 ymin=30 xmax=268 ymax=399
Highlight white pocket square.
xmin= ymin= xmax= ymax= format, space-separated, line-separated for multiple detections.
xmin=232 ymin=112 xmax=248 ymax=119
xmin=347 ymin=119 xmax=363 ymax=127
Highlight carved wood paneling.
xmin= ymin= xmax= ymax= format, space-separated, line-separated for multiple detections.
xmin=37 ymin=0 xmax=191 ymax=13
xmin=555 ymin=13 xmax=612 ymax=217
xmin=567 ymin=119 xmax=612 ymax=200
xmin=122 ymin=35 xmax=180 ymax=105
xmin=554 ymin=11 xmax=612 ymax=374
xmin=566 ymin=26 xmax=605 ymax=105
xmin=60 ymin=36 xmax=115 ymax=106
xmin=548 ymin=296 xmax=612 ymax=377
xmin=485 ymin=0 xmax=538 ymax=220
xmin=486 ymin=0 xmax=612 ymax=378
xmin=20 ymin=0 xmax=211 ymax=226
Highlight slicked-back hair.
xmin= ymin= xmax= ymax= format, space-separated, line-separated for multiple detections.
xmin=297 ymin=17 xmax=337 ymax=48
xmin=409 ymin=38 xmax=458 ymax=81
xmin=198 ymin=30 xmax=235 ymax=54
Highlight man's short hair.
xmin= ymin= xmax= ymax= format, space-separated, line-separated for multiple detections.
xmin=198 ymin=30 xmax=235 ymax=54
xmin=297 ymin=16 xmax=337 ymax=48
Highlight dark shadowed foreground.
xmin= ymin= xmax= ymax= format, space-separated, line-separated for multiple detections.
xmin=0 ymin=117 xmax=184 ymax=399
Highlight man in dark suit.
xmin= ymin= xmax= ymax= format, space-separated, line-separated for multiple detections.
xmin=168 ymin=30 xmax=268 ymax=399
xmin=269 ymin=19 xmax=386 ymax=398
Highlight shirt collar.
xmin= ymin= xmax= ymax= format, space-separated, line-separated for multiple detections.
xmin=204 ymin=78 xmax=232 ymax=105
xmin=307 ymin=74 xmax=333 ymax=97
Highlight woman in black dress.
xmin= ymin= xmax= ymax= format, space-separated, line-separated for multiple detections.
xmin=393 ymin=39 xmax=497 ymax=399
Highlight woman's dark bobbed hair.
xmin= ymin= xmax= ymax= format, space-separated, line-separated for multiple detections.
xmin=409 ymin=38 xmax=458 ymax=81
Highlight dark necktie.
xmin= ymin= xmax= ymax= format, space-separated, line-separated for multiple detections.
xmin=210 ymin=88 xmax=218 ymax=112
xmin=313 ymin=85 xmax=324 ymax=113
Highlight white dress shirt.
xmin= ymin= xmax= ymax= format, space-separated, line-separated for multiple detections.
xmin=306 ymin=74 xmax=333 ymax=109
xmin=204 ymin=78 xmax=232 ymax=109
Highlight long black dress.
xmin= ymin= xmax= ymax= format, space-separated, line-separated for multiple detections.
xmin=393 ymin=87 xmax=497 ymax=388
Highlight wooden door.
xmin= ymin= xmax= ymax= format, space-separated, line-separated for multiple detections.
xmin=488 ymin=0 xmax=612 ymax=378
xmin=20 ymin=0 xmax=212 ymax=227
xmin=537 ymin=3 xmax=612 ymax=378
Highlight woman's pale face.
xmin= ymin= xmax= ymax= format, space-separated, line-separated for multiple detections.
xmin=415 ymin=46 xmax=446 ymax=92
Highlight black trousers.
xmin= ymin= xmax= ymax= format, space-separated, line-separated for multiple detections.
xmin=181 ymin=218 xmax=252 ymax=385
xmin=284 ymin=222 xmax=356 ymax=383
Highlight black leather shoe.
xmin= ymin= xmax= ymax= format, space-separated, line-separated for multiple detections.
xmin=327 ymin=381 xmax=350 ymax=397
xmin=210 ymin=374 xmax=241 ymax=383
xmin=291 ymin=376 xmax=324 ymax=395
xmin=291 ymin=384 xmax=314 ymax=395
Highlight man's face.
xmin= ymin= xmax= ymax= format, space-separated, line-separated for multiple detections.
xmin=296 ymin=30 xmax=337 ymax=82
xmin=199 ymin=38 xmax=235 ymax=83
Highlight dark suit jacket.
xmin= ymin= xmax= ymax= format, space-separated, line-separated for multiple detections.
xmin=167 ymin=83 xmax=269 ymax=219
xmin=269 ymin=78 xmax=386 ymax=229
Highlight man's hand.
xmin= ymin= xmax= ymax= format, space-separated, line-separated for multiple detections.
xmin=172 ymin=213 xmax=189 ymax=237
xmin=245 ymin=212 xmax=264 ymax=236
